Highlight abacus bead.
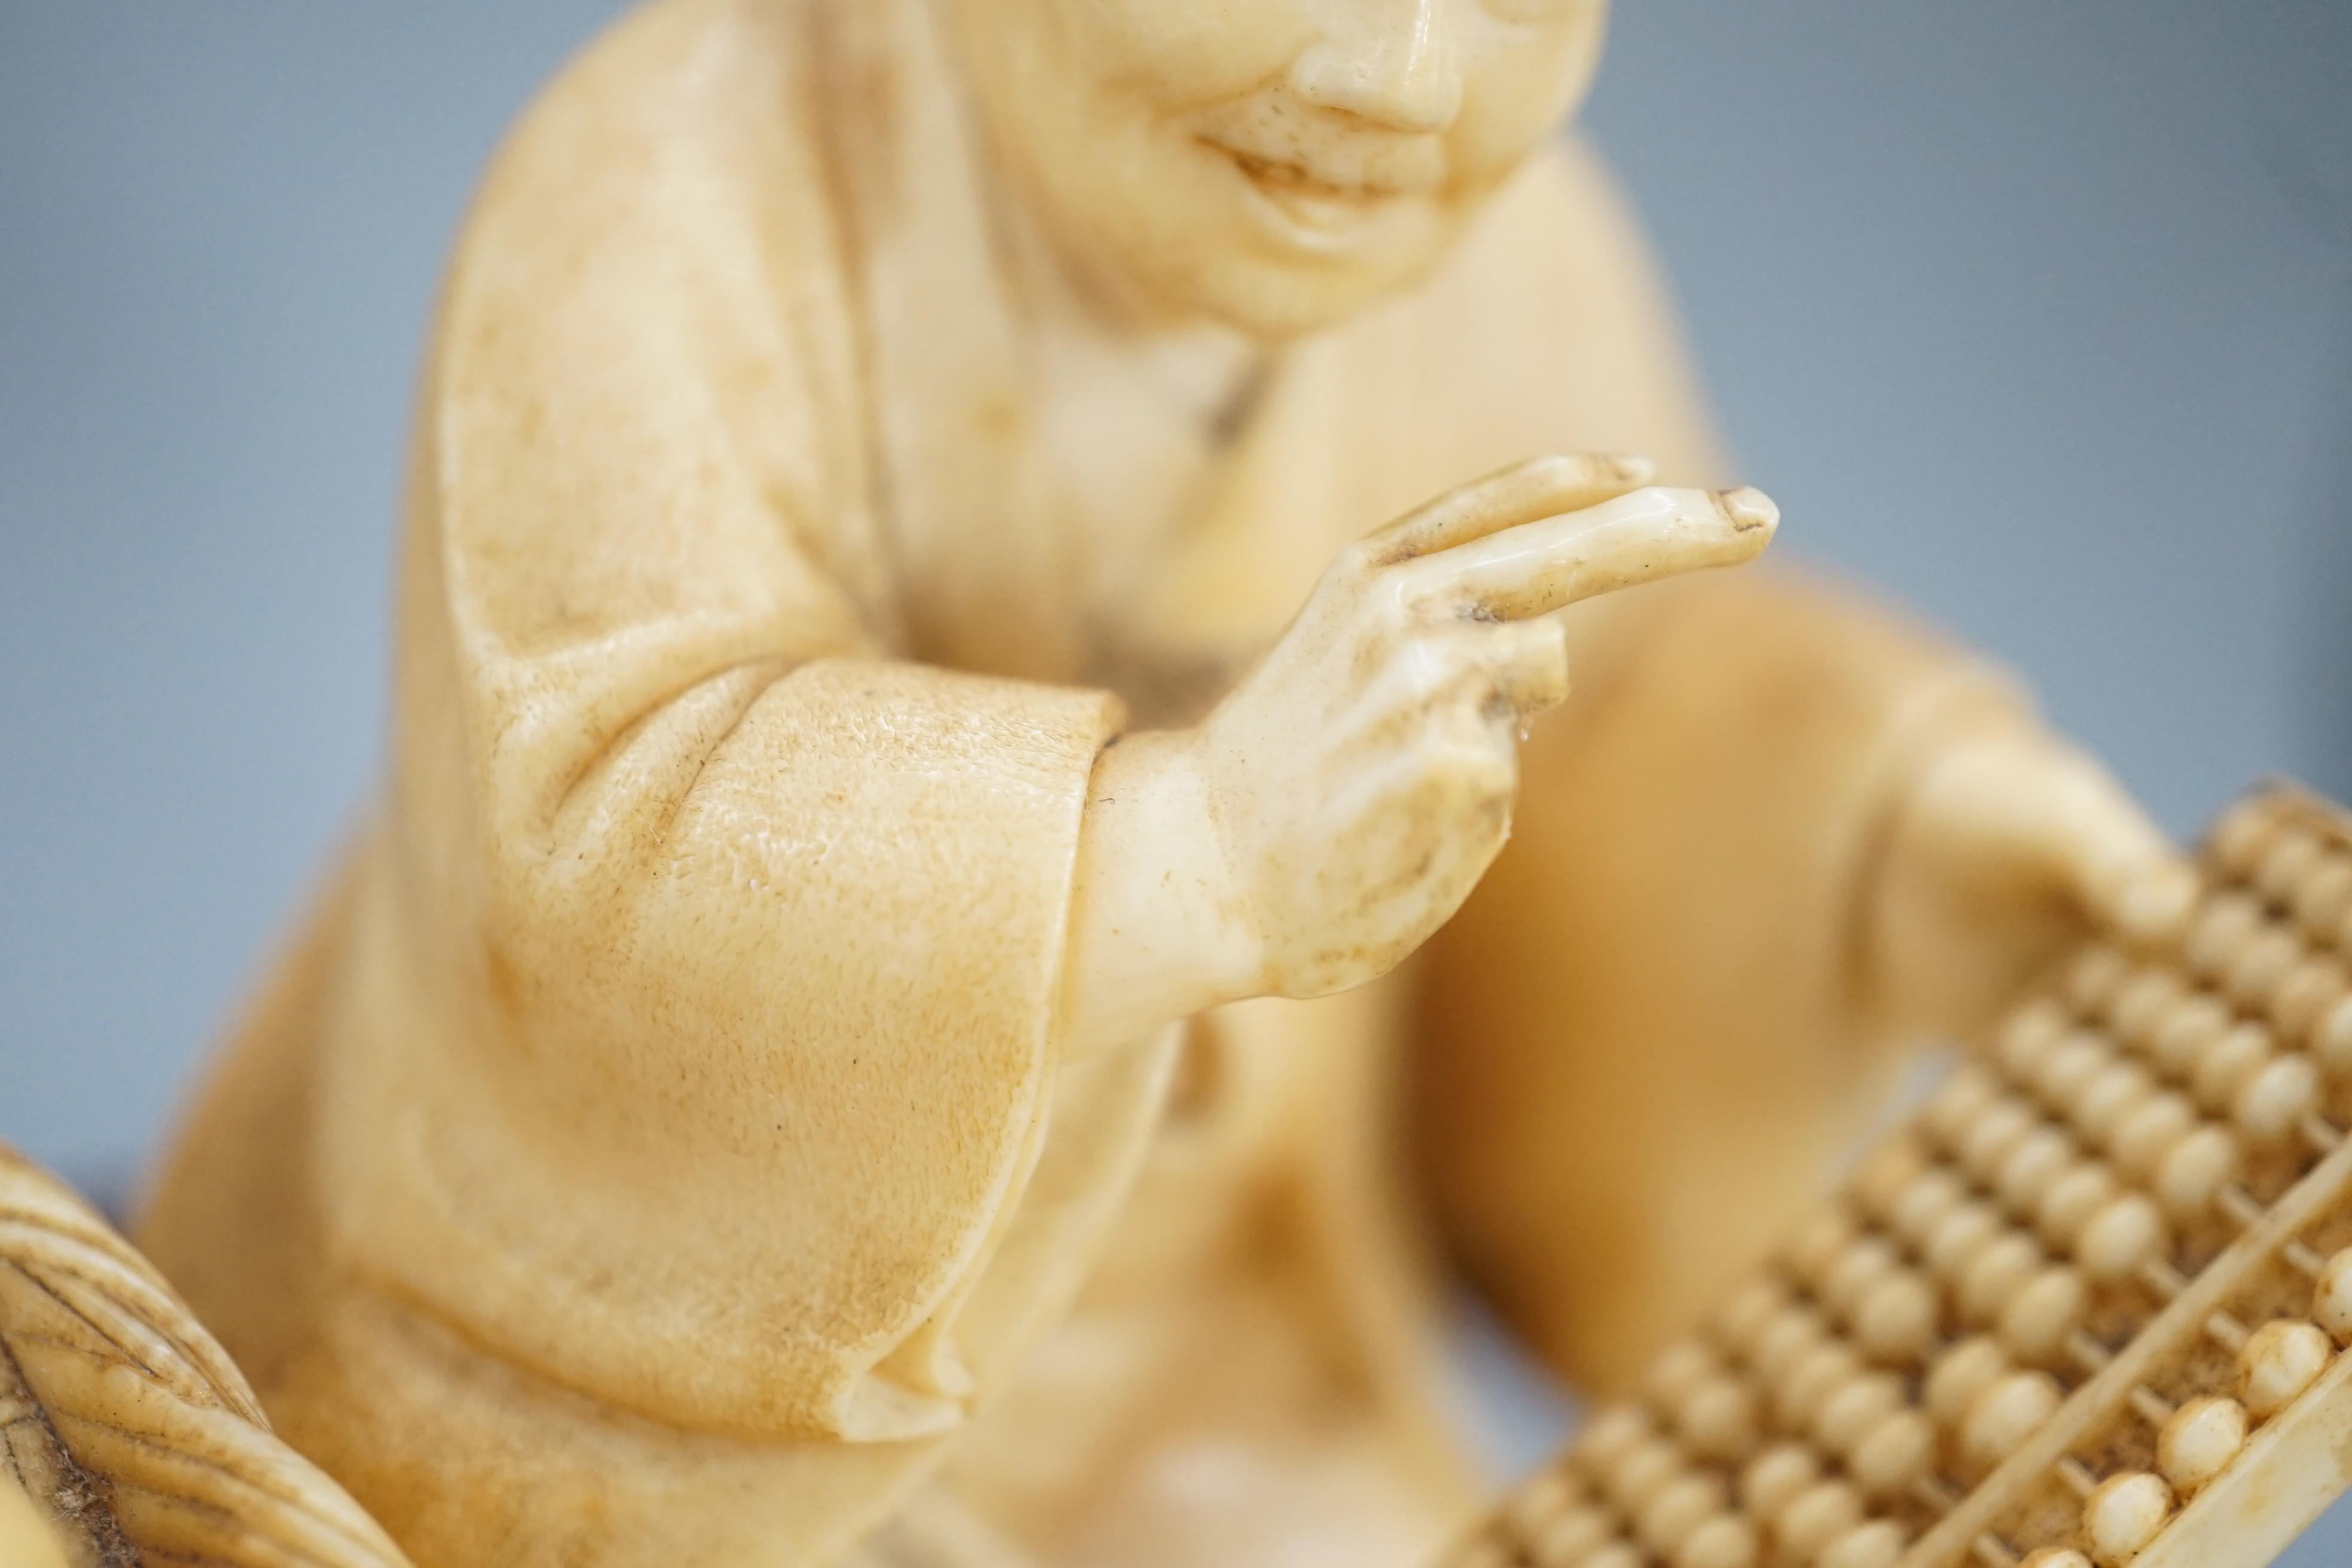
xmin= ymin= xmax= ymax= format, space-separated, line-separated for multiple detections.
xmin=2000 ymin=1000 xmax=2071 ymax=1079
xmin=2239 ymin=1319 xmax=2333 ymax=1417
xmin=2187 ymin=892 xmax=2264 ymax=979
xmin=2256 ymin=826 xmax=2323 ymax=904
xmin=2192 ymin=1022 xmax=2273 ymax=1112
xmin=1849 ymin=1139 xmax=1928 ymax=1220
xmin=2273 ymin=958 xmax=2347 ymax=1043
xmin=2234 ymin=1053 xmax=2320 ymax=1143
xmin=2157 ymin=1395 xmax=2247 ymax=1494
xmin=2077 ymin=1062 xmax=2156 ymax=1147
xmin=1926 ymin=1203 xmax=2003 ymax=1278
xmin=1575 ymin=1404 xmax=1652 ymax=1474
xmin=2209 ymin=797 xmax=2280 ymax=874
xmin=2314 ymin=1250 xmax=2352 ymax=1343
xmin=1960 ymin=1098 xmax=2039 ymax=1178
xmin=1959 ymin=1232 xmax=2044 ymax=1325
xmin=2083 ymin=1472 xmax=2172 ymax=1567
xmin=1996 ymin=1126 xmax=2076 ymax=1212
xmin=2226 ymin=925 xmax=2303 ymax=1010
xmin=2126 ymin=863 xmax=2200 ymax=940
xmin=2000 ymin=1266 xmax=2087 ymax=1363
xmin=2109 ymin=1094 xmax=2195 ymax=1180
xmin=2295 ymin=856 xmax=2352 ymax=935
xmin=2066 ymin=945 xmax=2130 ymax=1010
xmin=2111 ymin=969 xmax=2186 ymax=1043
xmin=1530 ymin=1505 xmax=1613 ymax=1566
xmin=1639 ymin=1474 xmax=1728 ymax=1555
xmin=1927 ymin=1066 xmax=2001 ymax=1144
xmin=2315 ymin=994 xmax=2352 ymax=1077
xmin=1821 ymin=1238 xmax=1900 ymax=1318
xmin=1452 ymin=1539 xmax=1512 ymax=1568
xmin=1787 ymin=1208 xmax=1860 ymax=1285
xmin=1674 ymin=1516 xmax=1760 ymax=1568
xmin=1751 ymin=1306 xmax=1829 ymax=1380
xmin=1775 ymin=1343 xmax=1863 ymax=1429
xmin=2038 ymin=1031 xmax=2112 ymax=1104
xmin=1738 ymin=1443 xmax=1819 ymax=1517
xmin=1605 ymin=1437 xmax=1684 ymax=1511
xmin=1503 ymin=1467 xmax=1578 ymax=1535
xmin=1676 ymin=1376 xmax=1759 ymax=1462
xmin=1853 ymin=1272 xmax=1938 ymax=1364
xmin=1649 ymin=1339 xmax=1720 ymax=1407
xmin=2155 ymin=1127 xmax=2239 ymax=1216
xmin=1891 ymin=1169 xmax=1967 ymax=1247
xmin=1812 ymin=1371 xmax=1904 ymax=1454
xmin=1926 ymin=1337 xmax=2011 ymax=1427
xmin=1819 ymin=1521 xmax=1907 ymax=1568
xmin=2075 ymin=1195 xmax=2165 ymax=1281
xmin=1847 ymin=1410 xmax=1933 ymax=1497
xmin=2037 ymin=1163 xmax=2117 ymax=1250
xmin=1717 ymin=1276 xmax=1790 ymax=1350
xmin=2151 ymin=997 xmax=2232 ymax=1079
xmin=1775 ymin=1481 xmax=1863 ymax=1563
xmin=2020 ymin=1552 xmax=2094 ymax=1568
xmin=1961 ymin=1371 xmax=2063 ymax=1469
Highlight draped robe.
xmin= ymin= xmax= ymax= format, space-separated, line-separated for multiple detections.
xmin=138 ymin=1 xmax=2030 ymax=1564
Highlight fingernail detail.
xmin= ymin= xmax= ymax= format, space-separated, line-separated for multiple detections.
xmin=1714 ymin=486 xmax=1780 ymax=532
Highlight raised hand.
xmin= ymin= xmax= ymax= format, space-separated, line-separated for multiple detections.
xmin=1062 ymin=454 xmax=1778 ymax=1054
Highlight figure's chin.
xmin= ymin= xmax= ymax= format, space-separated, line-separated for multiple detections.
xmin=1162 ymin=224 xmax=1459 ymax=341
xmin=1181 ymin=260 xmax=1419 ymax=339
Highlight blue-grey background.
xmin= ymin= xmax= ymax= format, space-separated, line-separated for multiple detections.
xmin=2 ymin=0 xmax=2349 ymax=1549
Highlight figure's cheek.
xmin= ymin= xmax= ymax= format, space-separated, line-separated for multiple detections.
xmin=1449 ymin=12 xmax=1607 ymax=180
xmin=1057 ymin=0 xmax=1320 ymax=108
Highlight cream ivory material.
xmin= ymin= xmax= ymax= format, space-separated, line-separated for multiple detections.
xmin=137 ymin=1 xmax=2180 ymax=1565
xmin=0 ymin=1144 xmax=415 ymax=1568
xmin=0 ymin=1477 xmax=65 ymax=1568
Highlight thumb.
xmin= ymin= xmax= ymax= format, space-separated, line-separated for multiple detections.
xmin=1910 ymin=731 xmax=2195 ymax=942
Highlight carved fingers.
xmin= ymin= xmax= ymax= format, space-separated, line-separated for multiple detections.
xmin=1064 ymin=455 xmax=1778 ymax=1041
xmin=1394 ymin=482 xmax=1780 ymax=623
xmin=1361 ymin=451 xmax=1655 ymax=564
xmin=1200 ymin=455 xmax=1778 ymax=999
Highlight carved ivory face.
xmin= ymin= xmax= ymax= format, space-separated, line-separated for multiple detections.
xmin=940 ymin=0 xmax=1613 ymax=338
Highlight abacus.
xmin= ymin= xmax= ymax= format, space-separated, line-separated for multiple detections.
xmin=1448 ymin=785 xmax=2352 ymax=1568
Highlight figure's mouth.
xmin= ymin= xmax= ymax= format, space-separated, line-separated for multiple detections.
xmin=1206 ymin=142 xmax=1410 ymax=239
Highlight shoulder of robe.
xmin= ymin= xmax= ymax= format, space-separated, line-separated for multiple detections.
xmin=460 ymin=0 xmax=831 ymax=270
xmin=436 ymin=0 xmax=859 ymax=406
xmin=0 ymin=1143 xmax=415 ymax=1568
xmin=440 ymin=0 xmax=837 ymax=298
xmin=418 ymin=0 xmax=890 ymax=660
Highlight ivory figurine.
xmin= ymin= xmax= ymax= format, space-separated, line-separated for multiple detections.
xmin=131 ymin=2 xmax=2194 ymax=1565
